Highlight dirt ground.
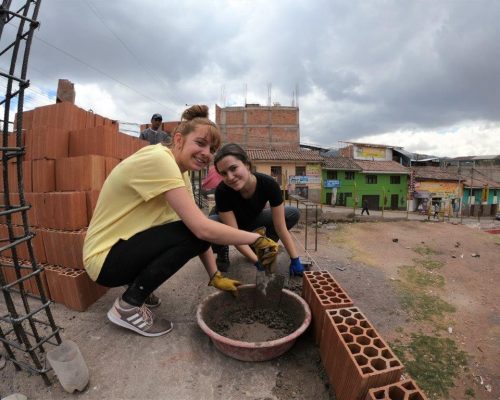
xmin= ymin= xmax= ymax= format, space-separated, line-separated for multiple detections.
xmin=1 ymin=218 xmax=499 ymax=399
xmin=301 ymin=219 xmax=500 ymax=400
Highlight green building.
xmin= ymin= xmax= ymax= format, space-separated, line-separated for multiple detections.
xmin=322 ymin=158 xmax=409 ymax=210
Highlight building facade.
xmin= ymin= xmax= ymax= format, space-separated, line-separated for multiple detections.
xmin=246 ymin=149 xmax=324 ymax=203
xmin=216 ymin=104 xmax=300 ymax=150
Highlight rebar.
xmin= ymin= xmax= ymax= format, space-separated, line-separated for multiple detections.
xmin=0 ymin=0 xmax=61 ymax=387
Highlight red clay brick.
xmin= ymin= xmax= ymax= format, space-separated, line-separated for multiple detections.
xmin=68 ymin=125 xmax=118 ymax=158
xmin=44 ymin=264 xmax=65 ymax=303
xmin=57 ymin=267 xmax=108 ymax=311
xmin=0 ymin=225 xmax=46 ymax=263
xmin=35 ymin=192 xmax=88 ymax=230
xmin=1 ymin=160 xmax=32 ymax=193
xmin=55 ymin=155 xmax=106 ymax=192
xmin=365 ymin=378 xmax=428 ymax=400
xmin=320 ymin=307 xmax=404 ymax=400
xmin=32 ymin=159 xmax=55 ymax=192
xmin=104 ymin=157 xmax=120 ymax=177
xmin=31 ymin=102 xmax=88 ymax=132
xmin=302 ymin=270 xmax=354 ymax=345
xmin=41 ymin=228 xmax=86 ymax=269
xmin=85 ymin=190 xmax=100 ymax=222
xmin=27 ymin=126 xmax=70 ymax=160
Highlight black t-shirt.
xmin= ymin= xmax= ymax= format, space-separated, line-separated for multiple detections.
xmin=215 ymin=172 xmax=283 ymax=228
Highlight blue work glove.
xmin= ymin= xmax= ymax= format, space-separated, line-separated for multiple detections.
xmin=289 ymin=257 xmax=305 ymax=276
xmin=254 ymin=261 xmax=265 ymax=271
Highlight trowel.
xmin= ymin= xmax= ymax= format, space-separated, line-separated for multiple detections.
xmin=255 ymin=248 xmax=288 ymax=303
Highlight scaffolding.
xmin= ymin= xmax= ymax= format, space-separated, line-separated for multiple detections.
xmin=0 ymin=0 xmax=61 ymax=386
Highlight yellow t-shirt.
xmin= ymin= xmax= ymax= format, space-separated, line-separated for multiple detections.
xmin=83 ymin=144 xmax=192 ymax=281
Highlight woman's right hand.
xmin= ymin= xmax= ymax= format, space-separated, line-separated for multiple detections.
xmin=252 ymin=236 xmax=279 ymax=273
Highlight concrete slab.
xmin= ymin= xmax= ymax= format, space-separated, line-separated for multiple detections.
xmin=1 ymin=253 xmax=332 ymax=400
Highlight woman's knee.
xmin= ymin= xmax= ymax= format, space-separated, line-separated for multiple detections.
xmin=285 ymin=206 xmax=300 ymax=228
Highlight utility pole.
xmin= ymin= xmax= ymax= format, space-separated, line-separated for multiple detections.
xmin=458 ymin=165 xmax=463 ymax=224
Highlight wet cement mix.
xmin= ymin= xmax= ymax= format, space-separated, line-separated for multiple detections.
xmin=213 ymin=306 xmax=299 ymax=342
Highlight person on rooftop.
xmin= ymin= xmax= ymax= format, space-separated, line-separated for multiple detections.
xmin=140 ymin=113 xmax=172 ymax=145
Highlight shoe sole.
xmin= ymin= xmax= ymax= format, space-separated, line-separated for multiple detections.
xmin=107 ymin=310 xmax=173 ymax=337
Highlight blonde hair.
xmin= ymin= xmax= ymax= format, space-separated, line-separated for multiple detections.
xmin=172 ymin=105 xmax=221 ymax=153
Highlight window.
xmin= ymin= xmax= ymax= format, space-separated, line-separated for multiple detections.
xmin=390 ymin=175 xmax=401 ymax=184
xmin=366 ymin=175 xmax=377 ymax=184
xmin=326 ymin=170 xmax=338 ymax=179
xmin=345 ymin=171 xmax=355 ymax=180
xmin=271 ymin=166 xmax=282 ymax=185
xmin=295 ymin=166 xmax=306 ymax=176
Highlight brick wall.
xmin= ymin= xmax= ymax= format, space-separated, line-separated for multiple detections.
xmin=1 ymin=101 xmax=148 ymax=311
xmin=216 ymin=105 xmax=300 ymax=150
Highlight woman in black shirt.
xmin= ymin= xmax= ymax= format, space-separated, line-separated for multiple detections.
xmin=210 ymin=143 xmax=304 ymax=276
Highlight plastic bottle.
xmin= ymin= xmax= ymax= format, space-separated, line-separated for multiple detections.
xmin=46 ymin=340 xmax=89 ymax=393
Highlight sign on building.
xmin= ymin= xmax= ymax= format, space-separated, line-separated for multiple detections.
xmin=324 ymin=179 xmax=341 ymax=188
xmin=289 ymin=175 xmax=321 ymax=184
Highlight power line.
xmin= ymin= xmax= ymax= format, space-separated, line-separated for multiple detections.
xmin=33 ymin=35 xmax=173 ymax=110
xmin=3 ymin=23 xmax=176 ymax=114
xmin=84 ymin=0 xmax=173 ymax=97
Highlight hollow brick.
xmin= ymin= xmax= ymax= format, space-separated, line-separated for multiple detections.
xmin=364 ymin=378 xmax=428 ymax=400
xmin=68 ymin=125 xmax=118 ymax=158
xmin=321 ymin=307 xmax=404 ymax=400
xmin=32 ymin=159 xmax=55 ymax=192
xmin=35 ymin=192 xmax=88 ymax=230
xmin=41 ymin=228 xmax=86 ymax=269
xmin=302 ymin=270 xmax=354 ymax=345
xmin=55 ymin=155 xmax=106 ymax=192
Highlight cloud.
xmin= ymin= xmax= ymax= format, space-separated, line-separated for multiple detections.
xmin=1 ymin=0 xmax=497 ymax=157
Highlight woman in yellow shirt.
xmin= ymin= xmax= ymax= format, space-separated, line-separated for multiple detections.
xmin=83 ymin=105 xmax=278 ymax=337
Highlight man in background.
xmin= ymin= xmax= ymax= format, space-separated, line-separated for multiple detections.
xmin=140 ymin=113 xmax=172 ymax=145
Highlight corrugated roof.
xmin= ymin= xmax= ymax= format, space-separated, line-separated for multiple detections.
xmin=412 ymin=166 xmax=461 ymax=181
xmin=246 ymin=148 xmax=324 ymax=162
xmin=322 ymin=156 xmax=361 ymax=170
xmin=353 ymin=160 xmax=409 ymax=174
xmin=462 ymin=176 xmax=500 ymax=189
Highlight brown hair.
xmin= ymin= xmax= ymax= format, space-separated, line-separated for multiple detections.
xmin=172 ymin=105 xmax=221 ymax=153
xmin=214 ymin=142 xmax=252 ymax=172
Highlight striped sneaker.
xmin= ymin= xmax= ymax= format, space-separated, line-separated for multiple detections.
xmin=144 ymin=292 xmax=161 ymax=308
xmin=107 ymin=297 xmax=173 ymax=337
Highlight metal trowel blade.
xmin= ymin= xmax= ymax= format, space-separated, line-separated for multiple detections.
xmin=254 ymin=249 xmax=287 ymax=301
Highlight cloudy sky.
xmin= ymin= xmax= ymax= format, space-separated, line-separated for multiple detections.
xmin=2 ymin=0 xmax=499 ymax=157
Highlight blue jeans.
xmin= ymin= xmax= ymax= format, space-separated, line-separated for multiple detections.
xmin=209 ymin=206 xmax=300 ymax=242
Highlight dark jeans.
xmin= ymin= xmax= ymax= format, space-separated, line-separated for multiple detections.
xmin=96 ymin=221 xmax=210 ymax=306
xmin=209 ymin=206 xmax=300 ymax=243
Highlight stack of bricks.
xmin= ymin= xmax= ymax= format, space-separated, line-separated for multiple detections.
xmin=303 ymin=271 xmax=428 ymax=399
xmin=1 ymin=101 xmax=147 ymax=311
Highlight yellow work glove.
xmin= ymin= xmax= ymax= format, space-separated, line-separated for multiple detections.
xmin=251 ymin=233 xmax=279 ymax=274
xmin=209 ymin=271 xmax=241 ymax=294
